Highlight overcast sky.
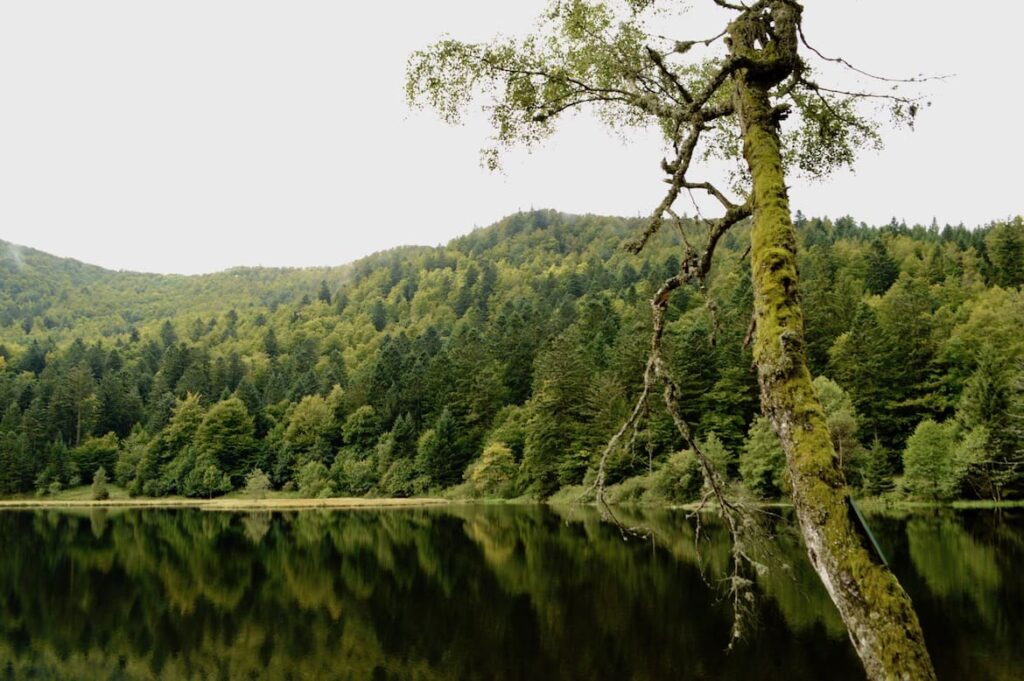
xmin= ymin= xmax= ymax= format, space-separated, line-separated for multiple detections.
xmin=0 ymin=1 xmax=1018 ymax=274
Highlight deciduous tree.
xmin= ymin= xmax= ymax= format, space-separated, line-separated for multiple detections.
xmin=408 ymin=1 xmax=937 ymax=675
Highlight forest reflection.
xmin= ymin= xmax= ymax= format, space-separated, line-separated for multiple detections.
xmin=0 ymin=505 xmax=1020 ymax=680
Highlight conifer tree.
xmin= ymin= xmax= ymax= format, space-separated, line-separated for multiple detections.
xmin=318 ymin=280 xmax=332 ymax=305
xmin=861 ymin=437 xmax=894 ymax=497
xmin=864 ymin=239 xmax=899 ymax=295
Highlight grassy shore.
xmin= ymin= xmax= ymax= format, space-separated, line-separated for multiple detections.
xmin=854 ymin=497 xmax=1024 ymax=512
xmin=0 ymin=485 xmax=449 ymax=511
xmin=3 ymin=485 xmax=1022 ymax=513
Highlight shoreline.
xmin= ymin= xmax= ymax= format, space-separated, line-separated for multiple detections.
xmin=0 ymin=497 xmax=451 ymax=512
xmin=0 ymin=495 xmax=1020 ymax=513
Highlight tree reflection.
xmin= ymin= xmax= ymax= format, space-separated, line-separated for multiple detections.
xmin=0 ymin=506 xmax=1019 ymax=680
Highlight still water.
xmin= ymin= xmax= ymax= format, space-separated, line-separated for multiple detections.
xmin=0 ymin=505 xmax=1019 ymax=680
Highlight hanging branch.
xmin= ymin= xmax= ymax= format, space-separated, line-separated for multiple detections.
xmin=594 ymin=178 xmax=755 ymax=640
xmin=797 ymin=23 xmax=952 ymax=84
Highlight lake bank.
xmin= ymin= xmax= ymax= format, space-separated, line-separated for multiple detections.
xmin=0 ymin=495 xmax=449 ymax=511
xmin=3 ymin=486 xmax=1022 ymax=513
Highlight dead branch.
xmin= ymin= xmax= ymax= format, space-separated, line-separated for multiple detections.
xmin=797 ymin=22 xmax=952 ymax=84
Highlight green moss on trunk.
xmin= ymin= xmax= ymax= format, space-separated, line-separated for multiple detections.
xmin=730 ymin=5 xmax=936 ymax=680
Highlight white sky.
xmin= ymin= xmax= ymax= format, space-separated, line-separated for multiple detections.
xmin=0 ymin=1 xmax=1019 ymax=274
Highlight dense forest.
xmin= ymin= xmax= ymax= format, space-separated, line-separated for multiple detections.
xmin=0 ymin=210 xmax=1021 ymax=503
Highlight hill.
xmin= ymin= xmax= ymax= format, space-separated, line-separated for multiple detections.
xmin=0 ymin=238 xmax=360 ymax=344
xmin=0 ymin=210 xmax=1021 ymax=502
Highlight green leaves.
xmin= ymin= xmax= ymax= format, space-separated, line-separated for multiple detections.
xmin=406 ymin=0 xmax=686 ymax=169
xmin=783 ymin=82 xmax=882 ymax=180
xmin=901 ymin=419 xmax=958 ymax=500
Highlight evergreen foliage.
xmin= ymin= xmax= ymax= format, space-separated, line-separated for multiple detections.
xmin=739 ymin=417 xmax=787 ymax=499
xmin=0 ymin=212 xmax=1021 ymax=500
xmin=862 ymin=438 xmax=895 ymax=497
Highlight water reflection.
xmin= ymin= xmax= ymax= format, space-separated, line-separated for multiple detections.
xmin=0 ymin=505 xmax=1020 ymax=680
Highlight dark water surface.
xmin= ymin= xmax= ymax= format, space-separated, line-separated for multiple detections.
xmin=0 ymin=505 xmax=1019 ymax=680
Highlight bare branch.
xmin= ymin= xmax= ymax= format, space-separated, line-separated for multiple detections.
xmin=536 ymin=94 xmax=635 ymax=120
xmin=698 ymin=201 xmax=752 ymax=276
xmin=794 ymin=79 xmax=887 ymax=137
xmin=624 ymin=122 xmax=706 ymax=254
xmin=682 ymin=180 xmax=738 ymax=212
xmin=801 ymin=78 xmax=925 ymax=104
xmin=797 ymin=22 xmax=952 ymax=84
xmin=584 ymin=356 xmax=656 ymax=504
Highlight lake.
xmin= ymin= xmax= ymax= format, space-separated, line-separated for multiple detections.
xmin=0 ymin=505 xmax=1019 ymax=680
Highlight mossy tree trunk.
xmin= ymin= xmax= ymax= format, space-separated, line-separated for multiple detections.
xmin=408 ymin=1 xmax=938 ymax=675
xmin=730 ymin=4 xmax=936 ymax=679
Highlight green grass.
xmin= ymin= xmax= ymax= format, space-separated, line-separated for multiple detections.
xmin=10 ymin=484 xmax=133 ymax=502
xmin=951 ymin=499 xmax=1024 ymax=509
xmin=854 ymin=497 xmax=1024 ymax=513
xmin=6 ymin=486 xmax=307 ymax=503
xmin=6 ymin=485 xmax=1022 ymax=511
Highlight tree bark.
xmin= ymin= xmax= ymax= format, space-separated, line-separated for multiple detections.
xmin=730 ymin=4 xmax=936 ymax=679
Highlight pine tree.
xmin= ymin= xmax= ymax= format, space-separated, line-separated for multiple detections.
xmin=416 ymin=407 xmax=462 ymax=488
xmin=864 ymin=239 xmax=899 ymax=295
xmin=317 ymin=280 xmax=332 ymax=305
xmin=984 ymin=217 xmax=1024 ymax=288
xmin=739 ymin=417 xmax=787 ymax=498
xmin=263 ymin=328 xmax=280 ymax=358
xmin=861 ymin=438 xmax=895 ymax=497
xmin=159 ymin=320 xmax=178 ymax=349
xmin=956 ymin=353 xmax=1022 ymax=496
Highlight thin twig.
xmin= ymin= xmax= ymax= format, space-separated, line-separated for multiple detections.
xmin=797 ymin=22 xmax=952 ymax=84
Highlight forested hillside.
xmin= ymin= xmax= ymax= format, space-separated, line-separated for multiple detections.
xmin=0 ymin=239 xmax=357 ymax=343
xmin=0 ymin=211 xmax=1021 ymax=502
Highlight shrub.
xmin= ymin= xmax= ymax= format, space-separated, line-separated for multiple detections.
xmin=331 ymin=455 xmax=376 ymax=496
xmin=296 ymin=460 xmax=333 ymax=498
xmin=379 ymin=459 xmax=423 ymax=498
xmin=645 ymin=450 xmax=703 ymax=504
xmin=182 ymin=453 xmax=232 ymax=498
xmin=244 ymin=468 xmax=271 ymax=499
xmin=91 ymin=466 xmax=110 ymax=501
xmin=605 ymin=475 xmax=651 ymax=505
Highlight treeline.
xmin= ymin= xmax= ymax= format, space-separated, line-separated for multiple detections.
xmin=0 ymin=238 xmax=356 ymax=343
xmin=0 ymin=211 xmax=1021 ymax=502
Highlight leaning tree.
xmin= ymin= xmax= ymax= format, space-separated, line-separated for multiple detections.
xmin=408 ymin=1 xmax=937 ymax=678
